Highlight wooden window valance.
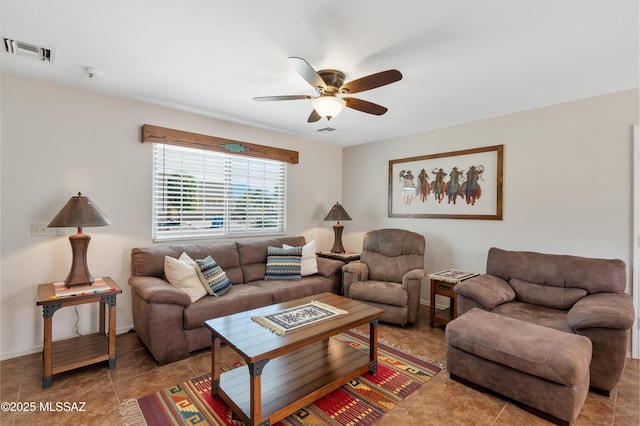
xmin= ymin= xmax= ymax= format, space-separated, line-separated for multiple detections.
xmin=141 ymin=124 xmax=299 ymax=164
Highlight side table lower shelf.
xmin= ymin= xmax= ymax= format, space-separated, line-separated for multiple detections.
xmin=430 ymin=279 xmax=458 ymax=328
xmin=51 ymin=333 xmax=115 ymax=376
xmin=432 ymin=305 xmax=456 ymax=325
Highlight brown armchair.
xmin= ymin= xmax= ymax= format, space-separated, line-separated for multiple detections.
xmin=454 ymin=247 xmax=635 ymax=395
xmin=342 ymin=229 xmax=425 ymax=325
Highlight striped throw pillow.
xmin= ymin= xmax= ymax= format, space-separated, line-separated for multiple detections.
xmin=196 ymin=255 xmax=232 ymax=297
xmin=264 ymin=246 xmax=303 ymax=281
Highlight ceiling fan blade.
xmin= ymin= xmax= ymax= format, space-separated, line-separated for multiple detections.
xmin=339 ymin=69 xmax=402 ymax=94
xmin=344 ymin=97 xmax=388 ymax=115
xmin=253 ymin=95 xmax=312 ymax=101
xmin=288 ymin=57 xmax=327 ymax=91
xmin=307 ymin=109 xmax=322 ymax=122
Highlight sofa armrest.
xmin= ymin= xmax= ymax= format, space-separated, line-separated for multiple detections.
xmin=316 ymin=257 xmax=344 ymax=278
xmin=402 ymin=269 xmax=426 ymax=287
xmin=567 ymin=293 xmax=635 ymax=330
xmin=128 ymin=276 xmax=191 ymax=306
xmin=341 ymin=261 xmax=369 ymax=296
xmin=454 ymin=274 xmax=516 ymax=309
xmin=342 ymin=261 xmax=369 ymax=276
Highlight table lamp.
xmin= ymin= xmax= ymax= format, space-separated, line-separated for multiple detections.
xmin=48 ymin=192 xmax=112 ymax=287
xmin=324 ymin=202 xmax=351 ymax=253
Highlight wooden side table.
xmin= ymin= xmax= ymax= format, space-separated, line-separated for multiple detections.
xmin=428 ymin=270 xmax=478 ymax=328
xmin=36 ymin=277 xmax=121 ymax=388
xmin=317 ymin=251 xmax=361 ymax=263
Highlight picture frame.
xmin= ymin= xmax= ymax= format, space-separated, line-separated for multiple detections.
xmin=388 ymin=145 xmax=503 ymax=219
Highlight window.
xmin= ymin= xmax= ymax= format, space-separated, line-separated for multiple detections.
xmin=152 ymin=143 xmax=286 ymax=241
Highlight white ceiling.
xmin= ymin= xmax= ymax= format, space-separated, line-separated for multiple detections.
xmin=1 ymin=1 xmax=638 ymax=146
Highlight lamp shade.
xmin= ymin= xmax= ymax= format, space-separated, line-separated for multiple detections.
xmin=48 ymin=192 xmax=111 ymax=228
xmin=324 ymin=202 xmax=351 ymax=222
xmin=312 ymin=96 xmax=346 ymax=120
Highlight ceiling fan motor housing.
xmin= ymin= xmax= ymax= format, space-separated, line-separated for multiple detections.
xmin=317 ymin=69 xmax=345 ymax=94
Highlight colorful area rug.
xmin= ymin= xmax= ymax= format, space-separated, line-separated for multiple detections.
xmin=251 ymin=301 xmax=348 ymax=335
xmin=120 ymin=330 xmax=442 ymax=425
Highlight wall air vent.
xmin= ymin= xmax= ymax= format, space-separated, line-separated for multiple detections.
xmin=3 ymin=38 xmax=54 ymax=62
xmin=317 ymin=127 xmax=336 ymax=132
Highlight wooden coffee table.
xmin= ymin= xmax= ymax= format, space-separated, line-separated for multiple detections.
xmin=205 ymin=292 xmax=383 ymax=426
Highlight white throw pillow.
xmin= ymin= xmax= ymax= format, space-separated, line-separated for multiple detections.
xmin=164 ymin=254 xmax=207 ymax=302
xmin=284 ymin=240 xmax=318 ymax=276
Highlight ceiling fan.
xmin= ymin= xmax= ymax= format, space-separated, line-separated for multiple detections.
xmin=254 ymin=57 xmax=402 ymax=122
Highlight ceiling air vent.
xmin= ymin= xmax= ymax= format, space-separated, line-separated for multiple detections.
xmin=3 ymin=38 xmax=53 ymax=62
xmin=317 ymin=127 xmax=336 ymax=132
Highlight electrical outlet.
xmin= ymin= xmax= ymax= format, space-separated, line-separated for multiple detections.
xmin=57 ymin=227 xmax=68 ymax=236
xmin=31 ymin=224 xmax=49 ymax=236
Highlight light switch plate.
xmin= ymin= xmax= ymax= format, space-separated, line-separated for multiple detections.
xmin=31 ymin=224 xmax=49 ymax=236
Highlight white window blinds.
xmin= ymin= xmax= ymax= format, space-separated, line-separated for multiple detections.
xmin=152 ymin=143 xmax=286 ymax=241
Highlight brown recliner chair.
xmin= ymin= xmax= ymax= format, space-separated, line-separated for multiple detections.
xmin=454 ymin=247 xmax=635 ymax=396
xmin=342 ymin=229 xmax=425 ymax=325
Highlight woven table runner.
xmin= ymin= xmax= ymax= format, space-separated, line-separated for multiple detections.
xmin=252 ymin=301 xmax=348 ymax=335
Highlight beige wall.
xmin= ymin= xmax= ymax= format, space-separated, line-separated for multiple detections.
xmin=2 ymin=74 xmax=637 ymax=361
xmin=342 ymin=89 xmax=639 ymax=308
xmin=0 ymin=74 xmax=342 ymax=360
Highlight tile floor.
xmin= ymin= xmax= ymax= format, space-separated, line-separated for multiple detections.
xmin=1 ymin=305 xmax=638 ymax=425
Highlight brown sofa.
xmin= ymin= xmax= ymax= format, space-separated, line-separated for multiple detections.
xmin=129 ymin=236 xmax=344 ymax=364
xmin=454 ymin=247 xmax=635 ymax=395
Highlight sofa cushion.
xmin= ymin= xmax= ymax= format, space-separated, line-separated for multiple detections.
xmin=447 ymin=309 xmax=592 ymax=387
xmin=248 ymin=276 xmax=334 ymax=303
xmin=131 ymin=242 xmax=242 ymax=284
xmin=491 ymin=301 xmax=573 ymax=333
xmin=349 ymin=281 xmax=408 ymax=307
xmin=486 ymin=247 xmax=627 ymax=294
xmin=196 ymin=255 xmax=232 ymax=297
xmin=454 ymin=274 xmax=515 ymax=309
xmin=163 ymin=254 xmax=207 ymax=303
xmin=203 ymin=243 xmax=243 ymax=284
xmin=264 ymin=246 xmax=302 ymax=281
xmin=183 ymin=284 xmax=273 ymax=329
xmin=509 ymin=278 xmax=587 ymax=310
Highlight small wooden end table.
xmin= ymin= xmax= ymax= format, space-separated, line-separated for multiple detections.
xmin=36 ymin=277 xmax=121 ymax=388
xmin=429 ymin=269 xmax=478 ymax=328
xmin=317 ymin=251 xmax=360 ymax=263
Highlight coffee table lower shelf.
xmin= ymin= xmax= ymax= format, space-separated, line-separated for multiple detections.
xmin=217 ymin=338 xmax=371 ymax=425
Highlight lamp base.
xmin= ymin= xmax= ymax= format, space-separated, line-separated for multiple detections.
xmin=64 ymin=232 xmax=95 ymax=288
xmin=330 ymin=223 xmax=345 ymax=253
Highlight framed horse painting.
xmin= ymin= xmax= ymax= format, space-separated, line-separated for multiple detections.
xmin=388 ymin=145 xmax=503 ymax=220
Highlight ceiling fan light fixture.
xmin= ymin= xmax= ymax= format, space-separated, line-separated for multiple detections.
xmin=312 ymin=96 xmax=346 ymax=120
